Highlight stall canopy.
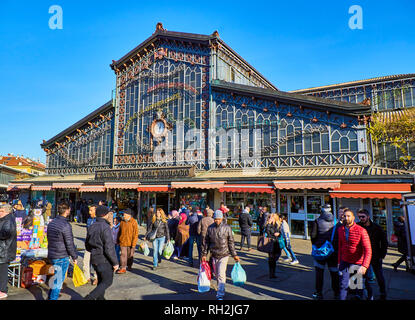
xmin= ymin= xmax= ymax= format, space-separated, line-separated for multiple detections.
xmin=171 ymin=181 xmax=226 ymax=189
xmin=52 ymin=183 xmax=84 ymax=189
xmin=137 ymin=185 xmax=170 ymax=192
xmin=273 ymin=180 xmax=341 ymax=190
xmin=7 ymin=183 xmax=32 ymax=191
xmin=219 ymin=184 xmax=274 ymax=194
xmin=329 ymin=183 xmax=412 ymax=199
xmin=104 ymin=182 xmax=140 ymax=189
xmin=79 ymin=185 xmax=106 ymax=192
xmin=31 ymin=185 xmax=52 ymax=191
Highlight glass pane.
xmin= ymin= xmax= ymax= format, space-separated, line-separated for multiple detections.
xmin=307 ymin=196 xmax=322 ymax=214
xmin=372 ymin=199 xmax=387 ymax=234
xmin=322 ymin=133 xmax=329 ymax=151
xmin=332 ymin=141 xmax=340 ymax=153
xmin=305 ymin=135 xmax=312 ymax=153
xmin=279 ymin=194 xmax=288 ymax=214
xmin=290 ymin=219 xmax=305 ymax=237
xmin=340 ymin=137 xmax=349 ymax=151
xmin=290 ymin=196 xmax=305 ymax=213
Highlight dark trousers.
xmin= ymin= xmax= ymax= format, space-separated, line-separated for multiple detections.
xmin=268 ymin=243 xmax=282 ymax=276
xmin=0 ymin=263 xmax=9 ymax=293
xmin=240 ymin=233 xmax=251 ymax=249
xmin=86 ymin=263 xmax=114 ymax=300
xmin=366 ymin=259 xmax=386 ymax=297
xmin=394 ymin=254 xmax=409 ymax=268
xmin=313 ymin=254 xmax=339 ymax=297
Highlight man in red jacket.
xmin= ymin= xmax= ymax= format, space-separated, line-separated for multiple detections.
xmin=338 ymin=209 xmax=372 ymax=300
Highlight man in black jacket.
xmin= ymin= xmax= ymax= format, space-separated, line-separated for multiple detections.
xmin=238 ymin=208 xmax=253 ymax=251
xmin=357 ymin=209 xmax=388 ymax=300
xmin=84 ymin=205 xmax=119 ymax=300
xmin=46 ymin=201 xmax=78 ymax=300
xmin=0 ymin=204 xmax=17 ymax=299
xmin=201 ymin=210 xmax=240 ymax=300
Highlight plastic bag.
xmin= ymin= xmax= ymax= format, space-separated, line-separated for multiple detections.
xmin=198 ymin=261 xmax=211 ymax=293
xmin=72 ymin=264 xmax=88 ymax=287
xmin=163 ymin=240 xmax=174 ymax=260
xmin=143 ymin=242 xmax=150 ymax=256
xmin=231 ymin=262 xmax=246 ymax=287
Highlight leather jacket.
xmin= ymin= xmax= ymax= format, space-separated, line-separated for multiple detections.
xmin=201 ymin=221 xmax=237 ymax=260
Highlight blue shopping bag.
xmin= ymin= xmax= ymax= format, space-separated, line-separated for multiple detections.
xmin=231 ymin=262 xmax=247 ymax=287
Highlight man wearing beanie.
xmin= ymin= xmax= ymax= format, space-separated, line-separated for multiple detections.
xmin=84 ymin=205 xmax=119 ymax=300
xmin=201 ymin=210 xmax=240 ymax=300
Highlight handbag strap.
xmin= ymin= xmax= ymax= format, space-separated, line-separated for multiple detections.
xmin=330 ymin=216 xmax=337 ymax=243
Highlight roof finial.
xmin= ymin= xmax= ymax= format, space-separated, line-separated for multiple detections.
xmin=212 ymin=30 xmax=220 ymax=38
xmin=156 ymin=22 xmax=165 ymax=32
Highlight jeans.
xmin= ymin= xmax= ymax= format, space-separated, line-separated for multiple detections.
xmin=339 ymin=261 xmax=367 ymax=300
xmin=48 ymin=257 xmax=70 ymax=300
xmin=0 ymin=263 xmax=8 ymax=293
xmin=283 ymin=238 xmax=298 ymax=261
xmin=86 ymin=263 xmax=114 ymax=300
xmin=153 ymin=236 xmax=166 ymax=267
xmin=188 ymin=235 xmax=201 ymax=263
xmin=240 ymin=233 xmax=251 ymax=249
xmin=115 ymin=244 xmax=121 ymax=263
xmin=313 ymin=254 xmax=339 ymax=297
xmin=76 ymin=210 xmax=82 ymax=223
xmin=366 ymin=259 xmax=386 ymax=298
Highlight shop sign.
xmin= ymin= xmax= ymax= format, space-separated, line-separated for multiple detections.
xmin=95 ymin=166 xmax=195 ymax=181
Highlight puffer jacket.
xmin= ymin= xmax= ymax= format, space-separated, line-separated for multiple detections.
xmin=86 ymin=217 xmax=118 ymax=266
xmin=118 ymin=218 xmax=139 ymax=247
xmin=310 ymin=211 xmax=336 ymax=248
xmin=201 ymin=221 xmax=237 ymax=260
xmin=0 ymin=213 xmax=17 ymax=264
xmin=338 ymin=223 xmax=372 ymax=269
xmin=47 ymin=215 xmax=78 ymax=261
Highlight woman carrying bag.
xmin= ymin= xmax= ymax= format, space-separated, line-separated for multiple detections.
xmin=264 ymin=213 xmax=283 ymax=279
xmin=145 ymin=208 xmax=170 ymax=270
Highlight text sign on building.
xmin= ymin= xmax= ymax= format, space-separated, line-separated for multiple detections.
xmin=95 ymin=166 xmax=195 ymax=181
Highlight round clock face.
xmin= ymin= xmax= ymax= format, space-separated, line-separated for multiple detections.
xmin=153 ymin=120 xmax=165 ymax=136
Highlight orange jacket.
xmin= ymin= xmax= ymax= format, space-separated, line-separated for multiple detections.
xmin=118 ymin=218 xmax=139 ymax=247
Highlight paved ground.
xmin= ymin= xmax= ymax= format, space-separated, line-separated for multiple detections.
xmin=6 ymin=222 xmax=415 ymax=300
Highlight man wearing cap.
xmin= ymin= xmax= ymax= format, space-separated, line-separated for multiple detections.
xmin=238 ymin=208 xmax=253 ymax=251
xmin=201 ymin=210 xmax=240 ymax=300
xmin=84 ymin=205 xmax=119 ymax=300
xmin=116 ymin=208 xmax=139 ymax=274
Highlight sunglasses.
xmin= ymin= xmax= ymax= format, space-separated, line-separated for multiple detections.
xmin=358 ymin=215 xmax=367 ymax=219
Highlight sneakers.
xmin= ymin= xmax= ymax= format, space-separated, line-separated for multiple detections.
xmin=116 ymin=268 xmax=127 ymax=274
xmin=290 ymin=260 xmax=299 ymax=265
xmin=312 ymin=292 xmax=323 ymax=300
xmin=0 ymin=291 xmax=8 ymax=299
xmin=283 ymin=258 xmax=291 ymax=263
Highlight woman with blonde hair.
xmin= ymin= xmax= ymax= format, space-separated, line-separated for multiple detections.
xmin=265 ymin=213 xmax=283 ymax=279
xmin=145 ymin=208 xmax=170 ymax=270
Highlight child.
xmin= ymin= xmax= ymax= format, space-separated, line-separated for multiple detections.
xmin=112 ymin=216 xmax=121 ymax=264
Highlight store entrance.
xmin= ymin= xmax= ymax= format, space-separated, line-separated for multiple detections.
xmin=156 ymin=193 xmax=169 ymax=214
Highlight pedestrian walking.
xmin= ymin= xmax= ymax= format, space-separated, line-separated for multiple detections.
xmin=310 ymin=204 xmax=339 ymax=300
xmin=197 ymin=208 xmax=214 ymax=241
xmin=116 ymin=208 xmax=139 ymax=274
xmin=186 ymin=209 xmax=203 ymax=267
xmin=201 ymin=210 xmax=240 ymax=300
xmin=238 ymin=208 xmax=253 ymax=251
xmin=84 ymin=205 xmax=119 ymax=300
xmin=83 ymin=204 xmax=97 ymax=285
xmin=392 ymin=216 xmax=410 ymax=272
xmin=167 ymin=210 xmax=180 ymax=241
xmin=173 ymin=213 xmax=190 ymax=259
xmin=338 ymin=209 xmax=372 ymax=300
xmin=46 ymin=201 xmax=78 ymax=300
xmin=0 ymin=204 xmax=17 ymax=299
xmin=264 ymin=213 xmax=283 ymax=279
xmin=112 ymin=216 xmax=121 ymax=264
xmin=258 ymin=206 xmax=270 ymax=236
xmin=145 ymin=208 xmax=170 ymax=270
xmin=280 ymin=215 xmax=299 ymax=264
xmin=357 ymin=209 xmax=388 ymax=300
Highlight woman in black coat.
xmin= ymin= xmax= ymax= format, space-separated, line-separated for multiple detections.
xmin=264 ymin=213 xmax=282 ymax=279
xmin=392 ymin=216 xmax=409 ymax=271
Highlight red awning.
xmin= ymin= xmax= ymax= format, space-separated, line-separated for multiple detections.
xmin=52 ymin=183 xmax=84 ymax=189
xmin=104 ymin=182 xmax=140 ymax=189
xmin=171 ymin=181 xmax=226 ymax=189
xmin=219 ymin=184 xmax=274 ymax=194
xmin=7 ymin=183 xmax=32 ymax=191
xmin=329 ymin=183 xmax=412 ymax=199
xmin=79 ymin=185 xmax=106 ymax=192
xmin=273 ymin=180 xmax=341 ymax=190
xmin=31 ymin=185 xmax=52 ymax=191
xmin=137 ymin=185 xmax=170 ymax=192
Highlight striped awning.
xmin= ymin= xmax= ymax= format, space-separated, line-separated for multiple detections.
xmin=31 ymin=185 xmax=52 ymax=191
xmin=7 ymin=183 xmax=32 ymax=191
xmin=171 ymin=181 xmax=226 ymax=189
xmin=104 ymin=182 xmax=140 ymax=189
xmin=329 ymin=183 xmax=412 ymax=199
xmin=137 ymin=185 xmax=170 ymax=192
xmin=219 ymin=184 xmax=274 ymax=193
xmin=52 ymin=183 xmax=84 ymax=189
xmin=79 ymin=185 xmax=106 ymax=192
xmin=273 ymin=180 xmax=341 ymax=190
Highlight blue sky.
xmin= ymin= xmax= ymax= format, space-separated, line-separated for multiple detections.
xmin=1 ymin=0 xmax=414 ymax=163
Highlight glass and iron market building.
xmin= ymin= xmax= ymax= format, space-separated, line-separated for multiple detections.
xmin=10 ymin=24 xmax=415 ymax=243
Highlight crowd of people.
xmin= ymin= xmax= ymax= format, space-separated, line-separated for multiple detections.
xmin=0 ymin=198 xmax=413 ymax=300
